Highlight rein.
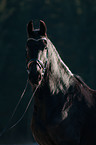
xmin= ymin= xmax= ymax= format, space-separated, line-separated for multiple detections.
xmin=0 ymin=79 xmax=41 ymax=136
xmin=0 ymin=37 xmax=48 ymax=137
xmin=0 ymin=79 xmax=29 ymax=136
xmin=8 ymin=81 xmax=41 ymax=130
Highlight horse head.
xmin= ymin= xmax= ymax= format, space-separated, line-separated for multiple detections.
xmin=26 ymin=20 xmax=48 ymax=86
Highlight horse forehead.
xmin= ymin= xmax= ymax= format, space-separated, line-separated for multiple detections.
xmin=31 ymin=29 xmax=41 ymax=39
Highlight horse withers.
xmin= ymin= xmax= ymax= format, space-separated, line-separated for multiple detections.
xmin=26 ymin=20 xmax=96 ymax=145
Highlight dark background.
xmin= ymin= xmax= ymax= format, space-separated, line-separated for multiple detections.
xmin=0 ymin=0 xmax=96 ymax=144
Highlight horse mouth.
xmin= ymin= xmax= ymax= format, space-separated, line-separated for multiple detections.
xmin=28 ymin=70 xmax=42 ymax=85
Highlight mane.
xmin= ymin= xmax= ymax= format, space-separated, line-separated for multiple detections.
xmin=47 ymin=38 xmax=73 ymax=76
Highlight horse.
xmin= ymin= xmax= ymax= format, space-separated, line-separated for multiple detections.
xmin=26 ymin=20 xmax=96 ymax=145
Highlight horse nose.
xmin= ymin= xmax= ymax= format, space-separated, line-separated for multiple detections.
xmin=28 ymin=63 xmax=41 ymax=84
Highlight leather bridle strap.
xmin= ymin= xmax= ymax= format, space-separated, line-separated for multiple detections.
xmin=27 ymin=59 xmax=44 ymax=70
xmin=0 ymin=79 xmax=29 ymax=136
xmin=27 ymin=37 xmax=47 ymax=42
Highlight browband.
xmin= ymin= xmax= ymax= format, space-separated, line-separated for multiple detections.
xmin=27 ymin=37 xmax=47 ymax=42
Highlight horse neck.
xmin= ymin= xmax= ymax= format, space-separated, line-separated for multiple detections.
xmin=46 ymin=39 xmax=74 ymax=94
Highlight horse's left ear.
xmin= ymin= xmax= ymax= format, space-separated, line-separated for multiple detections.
xmin=39 ymin=20 xmax=47 ymax=36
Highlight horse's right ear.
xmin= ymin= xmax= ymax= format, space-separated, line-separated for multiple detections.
xmin=27 ymin=20 xmax=34 ymax=37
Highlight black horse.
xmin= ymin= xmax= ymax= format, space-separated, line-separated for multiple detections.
xmin=26 ymin=20 xmax=96 ymax=145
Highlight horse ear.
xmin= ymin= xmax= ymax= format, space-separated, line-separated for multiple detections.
xmin=39 ymin=20 xmax=47 ymax=36
xmin=27 ymin=20 xmax=34 ymax=36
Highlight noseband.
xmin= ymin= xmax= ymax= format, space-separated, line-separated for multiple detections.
xmin=26 ymin=37 xmax=48 ymax=76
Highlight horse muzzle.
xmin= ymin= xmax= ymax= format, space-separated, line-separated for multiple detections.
xmin=27 ymin=59 xmax=45 ymax=84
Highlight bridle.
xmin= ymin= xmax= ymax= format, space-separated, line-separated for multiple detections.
xmin=26 ymin=37 xmax=48 ymax=76
xmin=0 ymin=37 xmax=48 ymax=137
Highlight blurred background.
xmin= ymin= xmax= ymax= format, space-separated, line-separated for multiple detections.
xmin=0 ymin=0 xmax=96 ymax=144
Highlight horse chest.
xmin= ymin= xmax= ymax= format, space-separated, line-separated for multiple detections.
xmin=31 ymin=112 xmax=55 ymax=145
xmin=31 ymin=94 xmax=64 ymax=144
